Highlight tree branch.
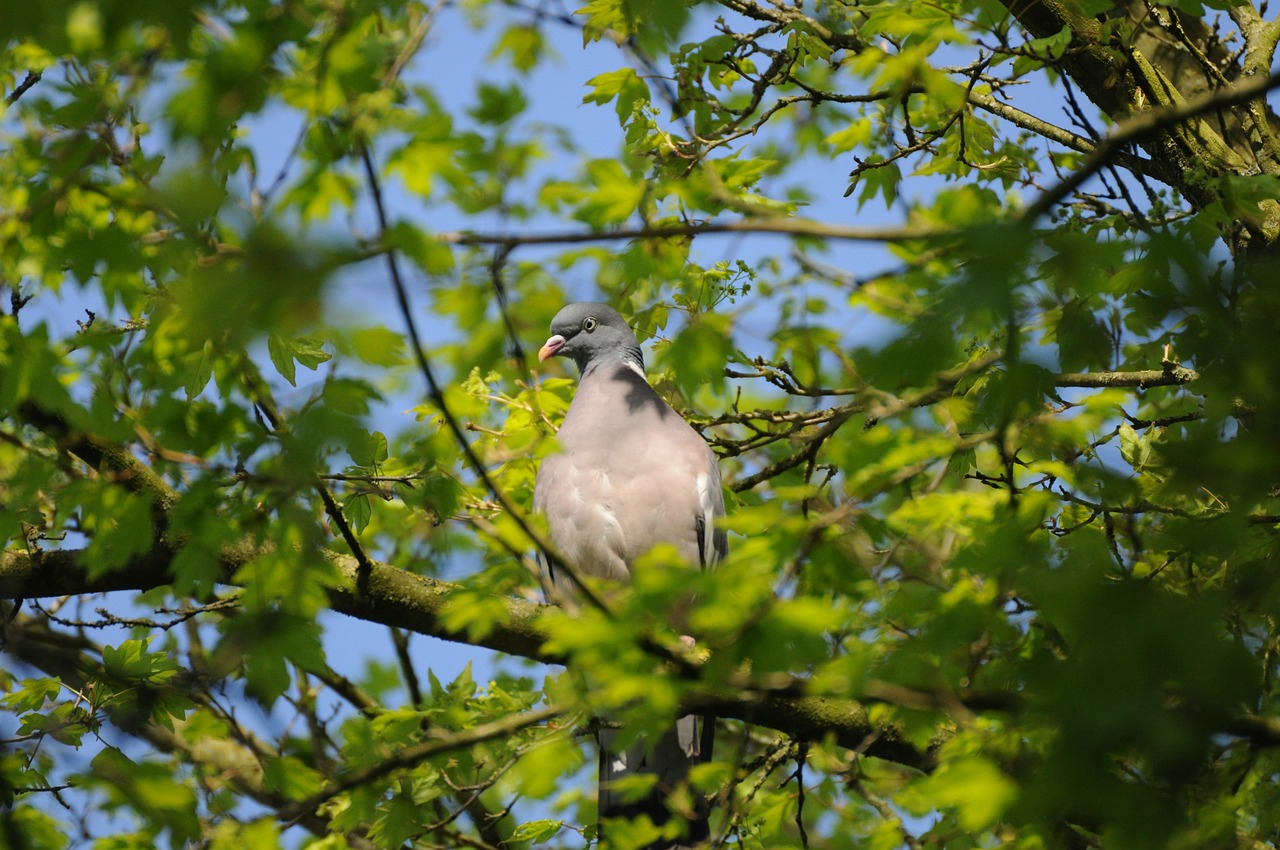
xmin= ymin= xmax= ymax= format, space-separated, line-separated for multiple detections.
xmin=967 ymin=89 xmax=1100 ymax=155
xmin=278 ymin=705 xmax=568 ymax=823
xmin=1054 ymin=363 xmax=1200 ymax=388
xmin=4 ymin=71 xmax=42 ymax=105
xmin=0 ymin=543 xmax=926 ymax=768
xmin=438 ymin=217 xmax=949 ymax=249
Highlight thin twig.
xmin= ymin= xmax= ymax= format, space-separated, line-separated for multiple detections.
xmin=278 ymin=705 xmax=566 ymax=822
xmin=357 ymin=143 xmax=618 ymax=619
xmin=4 ymin=70 xmax=41 ymax=104
xmin=438 ymin=217 xmax=949 ymax=249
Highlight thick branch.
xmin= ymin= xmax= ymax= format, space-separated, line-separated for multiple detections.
xmin=0 ymin=544 xmax=924 ymax=768
xmin=690 ymin=690 xmax=933 ymax=771
xmin=18 ymin=402 xmax=179 ymax=514
xmin=1054 ymin=364 xmax=1200 ymax=388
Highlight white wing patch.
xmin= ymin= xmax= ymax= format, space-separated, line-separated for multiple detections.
xmin=696 ymin=472 xmax=718 ymax=568
xmin=596 ymin=505 xmax=626 ymax=562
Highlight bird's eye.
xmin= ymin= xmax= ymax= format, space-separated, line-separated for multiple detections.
xmin=582 ymin=317 xmax=598 ymax=332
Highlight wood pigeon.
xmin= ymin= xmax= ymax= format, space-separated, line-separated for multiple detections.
xmin=533 ymin=302 xmax=726 ymax=848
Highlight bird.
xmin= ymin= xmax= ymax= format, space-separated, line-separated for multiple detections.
xmin=533 ymin=302 xmax=726 ymax=849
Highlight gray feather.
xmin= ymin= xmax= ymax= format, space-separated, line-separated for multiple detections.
xmin=534 ymin=303 xmax=723 ymax=848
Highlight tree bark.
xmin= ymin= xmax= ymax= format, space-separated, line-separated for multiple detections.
xmin=1003 ymin=0 xmax=1280 ymax=248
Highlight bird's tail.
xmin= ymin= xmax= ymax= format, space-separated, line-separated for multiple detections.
xmin=597 ymin=714 xmax=715 ymax=849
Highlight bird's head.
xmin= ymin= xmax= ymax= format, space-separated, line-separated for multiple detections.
xmin=538 ymin=302 xmax=644 ymax=374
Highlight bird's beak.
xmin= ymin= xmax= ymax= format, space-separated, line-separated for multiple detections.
xmin=538 ymin=334 xmax=566 ymax=362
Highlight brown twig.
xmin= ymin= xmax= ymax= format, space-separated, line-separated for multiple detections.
xmin=278 ymin=706 xmax=566 ymax=823
xmin=4 ymin=71 xmax=41 ymax=105
xmin=438 ymin=217 xmax=949 ymax=250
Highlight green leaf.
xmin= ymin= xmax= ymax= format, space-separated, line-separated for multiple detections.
xmin=91 ymin=747 xmax=200 ymax=843
xmin=504 ymin=735 xmax=582 ymax=799
xmin=267 ymin=333 xmax=331 ymax=387
xmin=183 ymin=340 xmax=215 ymax=400
xmin=1118 ymin=421 xmax=1152 ymax=471
xmin=660 ymin=313 xmax=735 ymax=397
xmin=825 ymin=118 xmax=873 ymax=154
xmin=103 ymin=639 xmax=179 ymax=683
xmin=1055 ymin=298 xmax=1112 ymax=370
xmin=78 ymin=487 xmax=156 ymax=578
xmin=848 ymin=158 xmax=901 ymax=208
xmin=508 ymin=819 xmax=565 ymax=844
xmin=207 ymin=818 xmax=282 ymax=850
xmin=384 ymin=221 xmax=456 ymax=275
xmin=904 ymin=756 xmax=1018 ymax=831
xmin=490 ymin=25 xmax=547 ymax=72
xmin=578 ymin=0 xmax=629 ymax=44
xmin=1014 ymin=26 xmax=1073 ymax=74
xmin=3 ymin=678 xmax=63 ymax=714
xmin=351 ymin=327 xmax=407 ymax=366
xmin=267 ymin=333 xmax=297 ymax=386
xmin=469 ymin=81 xmax=528 ymax=125
xmin=262 ymin=755 xmax=325 ymax=801
xmin=343 ymin=493 xmax=372 ymax=533
xmin=628 ymin=0 xmax=690 ymax=51
xmin=583 ymin=67 xmax=650 ymax=125
xmin=0 ymin=806 xmax=67 ymax=850
xmin=572 ymin=159 xmax=646 ymax=226
xmin=350 ymin=429 xmax=389 ymax=467
xmin=223 ymin=613 xmax=328 ymax=705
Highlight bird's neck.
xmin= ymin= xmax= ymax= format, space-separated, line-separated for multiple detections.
xmin=579 ymin=348 xmax=645 ymax=379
